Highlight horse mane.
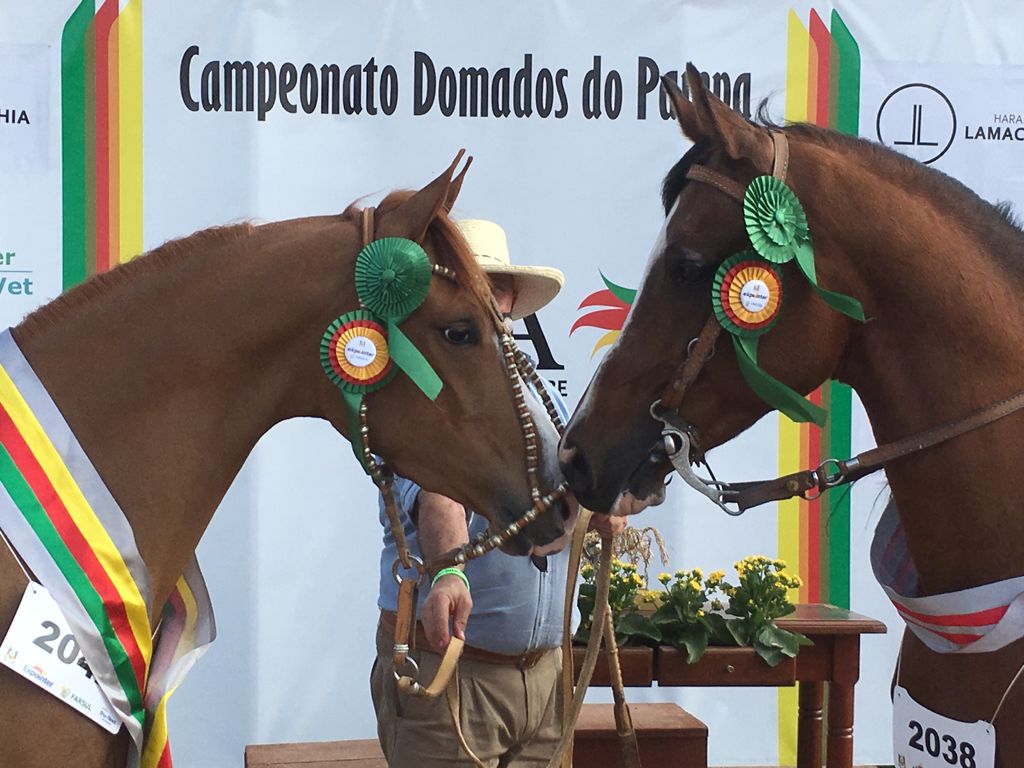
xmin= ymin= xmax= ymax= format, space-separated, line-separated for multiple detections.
xmin=20 ymin=188 xmax=493 ymax=341
xmin=18 ymin=224 xmax=256 ymax=338
xmin=341 ymin=190 xmax=495 ymax=311
xmin=661 ymin=104 xmax=1024 ymax=273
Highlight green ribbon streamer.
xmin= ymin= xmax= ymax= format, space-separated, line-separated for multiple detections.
xmin=733 ymin=335 xmax=827 ymax=427
xmin=793 ymin=242 xmax=865 ymax=322
xmin=388 ymin=323 xmax=443 ymax=400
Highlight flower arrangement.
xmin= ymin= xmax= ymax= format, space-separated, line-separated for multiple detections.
xmin=575 ymin=554 xmax=811 ymax=667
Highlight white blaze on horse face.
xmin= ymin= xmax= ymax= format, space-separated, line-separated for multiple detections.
xmin=574 ymin=196 xmax=679 ymax=423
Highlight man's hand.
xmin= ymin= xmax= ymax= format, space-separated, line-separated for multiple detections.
xmin=588 ymin=512 xmax=628 ymax=539
xmin=421 ymin=572 xmax=472 ymax=652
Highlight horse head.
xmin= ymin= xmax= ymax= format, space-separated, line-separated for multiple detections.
xmin=320 ymin=154 xmax=575 ymax=555
xmin=561 ymin=66 xmax=864 ymax=512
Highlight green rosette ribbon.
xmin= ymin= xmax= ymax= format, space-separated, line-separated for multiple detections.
xmin=710 ymin=252 xmax=826 ymax=426
xmin=744 ymin=176 xmax=864 ymax=322
xmin=320 ymin=310 xmax=399 ymax=472
xmin=355 ymin=237 xmax=442 ymax=401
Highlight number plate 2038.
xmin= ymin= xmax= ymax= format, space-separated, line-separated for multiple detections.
xmin=0 ymin=582 xmax=122 ymax=733
xmin=893 ymin=685 xmax=995 ymax=768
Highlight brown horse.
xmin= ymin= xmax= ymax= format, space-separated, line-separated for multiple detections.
xmin=0 ymin=156 xmax=574 ymax=768
xmin=561 ymin=67 xmax=1024 ymax=763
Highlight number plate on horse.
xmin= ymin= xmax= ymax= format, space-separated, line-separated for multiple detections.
xmin=894 ymin=685 xmax=994 ymax=768
xmin=1 ymin=582 xmax=122 ymax=733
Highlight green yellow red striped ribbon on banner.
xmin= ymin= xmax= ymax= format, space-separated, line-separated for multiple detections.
xmin=0 ymin=331 xmax=214 ymax=768
xmin=62 ymin=0 xmax=143 ymax=289
xmin=777 ymin=8 xmax=859 ymax=763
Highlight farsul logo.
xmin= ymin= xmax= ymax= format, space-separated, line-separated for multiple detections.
xmin=570 ymin=274 xmax=636 ymax=358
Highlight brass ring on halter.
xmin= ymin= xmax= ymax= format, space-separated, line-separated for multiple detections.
xmin=392 ymin=554 xmax=426 ymax=585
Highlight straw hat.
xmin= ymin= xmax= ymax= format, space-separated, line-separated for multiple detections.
xmin=456 ymin=219 xmax=565 ymax=321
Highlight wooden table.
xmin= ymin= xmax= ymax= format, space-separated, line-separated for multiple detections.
xmin=573 ymin=604 xmax=886 ymax=768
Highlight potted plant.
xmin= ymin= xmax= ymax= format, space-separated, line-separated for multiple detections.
xmin=573 ymin=554 xmax=812 ymax=687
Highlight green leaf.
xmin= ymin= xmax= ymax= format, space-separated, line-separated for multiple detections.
xmin=755 ymin=644 xmax=786 ymax=667
xmin=726 ymin=620 xmax=750 ymax=647
xmin=679 ymin=627 xmax=709 ymax=664
xmin=616 ymin=612 xmax=662 ymax=643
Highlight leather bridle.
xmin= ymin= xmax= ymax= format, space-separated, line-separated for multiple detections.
xmin=355 ymin=207 xmax=569 ymax=697
xmin=649 ymin=130 xmax=1024 ymax=515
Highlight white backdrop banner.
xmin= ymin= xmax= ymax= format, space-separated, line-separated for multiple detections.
xmin=3 ymin=2 xmax=1023 ymax=765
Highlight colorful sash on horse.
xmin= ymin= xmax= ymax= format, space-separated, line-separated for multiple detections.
xmin=0 ymin=329 xmax=215 ymax=768
xmin=871 ymin=498 xmax=1024 ymax=654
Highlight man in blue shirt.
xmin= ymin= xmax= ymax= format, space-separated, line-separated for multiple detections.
xmin=371 ymin=219 xmax=625 ymax=767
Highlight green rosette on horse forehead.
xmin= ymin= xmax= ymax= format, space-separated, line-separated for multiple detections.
xmin=355 ymin=236 xmax=443 ymax=401
xmin=743 ymin=176 xmax=864 ymax=322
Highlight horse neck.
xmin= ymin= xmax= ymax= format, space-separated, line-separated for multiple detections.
xmin=794 ymin=138 xmax=1024 ymax=594
xmin=13 ymin=217 xmax=355 ymax=612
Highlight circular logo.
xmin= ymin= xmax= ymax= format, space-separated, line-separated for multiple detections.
xmin=320 ymin=311 xmax=396 ymax=392
xmin=876 ymin=83 xmax=956 ymax=165
xmin=712 ymin=254 xmax=784 ymax=338
xmin=344 ymin=335 xmax=378 ymax=368
xmin=739 ymin=279 xmax=770 ymax=313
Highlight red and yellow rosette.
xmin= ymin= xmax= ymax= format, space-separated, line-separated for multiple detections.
xmin=320 ymin=310 xmax=397 ymax=393
xmin=713 ymin=252 xmax=783 ymax=338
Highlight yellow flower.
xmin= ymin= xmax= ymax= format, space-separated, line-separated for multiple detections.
xmin=658 ymin=572 xmax=672 ymax=584
xmin=622 ymin=562 xmax=637 ymax=573
xmin=773 ymin=558 xmax=786 ymax=569
xmin=688 ymin=580 xmax=701 ymax=591
xmin=692 ymin=567 xmax=704 ymax=580
xmin=581 ymin=564 xmax=594 ymax=578
xmin=708 ymin=569 xmax=725 ymax=584
xmin=612 ymin=558 xmax=624 ymax=570
xmin=791 ymin=576 xmax=803 ymax=588
xmin=697 ymin=609 xmax=705 ymax=617
xmin=632 ymin=573 xmax=644 ymax=586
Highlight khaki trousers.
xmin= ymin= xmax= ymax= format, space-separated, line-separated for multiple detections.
xmin=370 ymin=622 xmax=564 ymax=768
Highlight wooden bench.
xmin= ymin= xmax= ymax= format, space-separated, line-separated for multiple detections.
xmin=245 ymin=739 xmax=385 ymax=767
xmin=245 ymin=703 xmax=706 ymax=768
xmin=574 ymin=703 xmax=707 ymax=768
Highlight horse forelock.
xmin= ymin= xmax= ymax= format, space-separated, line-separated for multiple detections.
xmin=661 ymin=139 xmax=712 ymax=215
xmin=343 ymin=191 xmax=494 ymax=311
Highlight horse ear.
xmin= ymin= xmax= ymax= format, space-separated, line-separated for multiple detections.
xmin=443 ymin=155 xmax=473 ymax=213
xmin=661 ymin=75 xmax=704 ymax=142
xmin=684 ymin=63 xmax=772 ymax=170
xmin=378 ymin=149 xmax=468 ymax=241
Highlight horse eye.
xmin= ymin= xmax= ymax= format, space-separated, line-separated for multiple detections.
xmin=673 ymin=260 xmax=711 ymax=285
xmin=442 ymin=325 xmax=476 ymax=345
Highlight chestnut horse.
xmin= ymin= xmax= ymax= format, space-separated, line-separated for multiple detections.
xmin=0 ymin=156 xmax=573 ymax=768
xmin=561 ymin=68 xmax=1024 ymax=763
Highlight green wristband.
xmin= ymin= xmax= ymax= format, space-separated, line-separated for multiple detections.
xmin=431 ymin=566 xmax=470 ymax=591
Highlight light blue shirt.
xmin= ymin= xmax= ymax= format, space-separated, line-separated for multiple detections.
xmin=377 ymin=374 xmax=571 ymax=655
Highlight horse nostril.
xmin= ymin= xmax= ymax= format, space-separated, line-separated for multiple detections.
xmin=559 ymin=443 xmax=593 ymax=496
xmin=558 ymin=443 xmax=577 ymax=469
xmin=555 ymin=498 xmax=571 ymax=522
